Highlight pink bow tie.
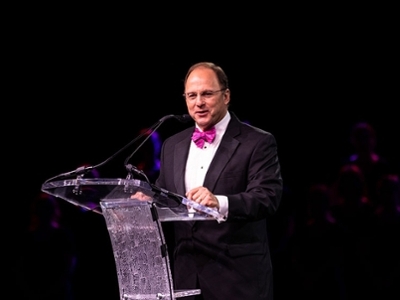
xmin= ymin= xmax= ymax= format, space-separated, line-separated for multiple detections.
xmin=192 ymin=127 xmax=216 ymax=148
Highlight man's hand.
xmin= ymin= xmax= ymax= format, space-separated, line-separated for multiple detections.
xmin=186 ymin=186 xmax=219 ymax=209
xmin=130 ymin=191 xmax=152 ymax=201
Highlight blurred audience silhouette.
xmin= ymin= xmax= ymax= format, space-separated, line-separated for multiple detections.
xmin=273 ymin=121 xmax=399 ymax=299
xmin=283 ymin=183 xmax=346 ymax=299
xmin=15 ymin=192 xmax=77 ymax=300
xmin=63 ymin=163 xmax=120 ymax=299
xmin=368 ymin=173 xmax=400 ymax=299
xmin=129 ymin=127 xmax=162 ymax=183
xmin=328 ymin=121 xmax=399 ymax=299
xmin=330 ymin=163 xmax=376 ymax=299
xmin=343 ymin=121 xmax=393 ymax=208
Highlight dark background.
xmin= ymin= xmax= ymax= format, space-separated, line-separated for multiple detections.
xmin=7 ymin=7 xmax=399 ymax=299
xmin=26 ymin=39 xmax=399 ymax=204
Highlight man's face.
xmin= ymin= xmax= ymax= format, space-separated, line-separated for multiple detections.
xmin=184 ymin=67 xmax=230 ymax=131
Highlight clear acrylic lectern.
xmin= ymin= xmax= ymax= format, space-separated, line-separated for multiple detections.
xmin=41 ymin=177 xmax=224 ymax=300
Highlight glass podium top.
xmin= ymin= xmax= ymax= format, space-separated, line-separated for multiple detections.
xmin=42 ymin=178 xmax=225 ymax=222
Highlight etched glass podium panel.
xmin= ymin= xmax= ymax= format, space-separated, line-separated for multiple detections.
xmin=101 ymin=198 xmax=196 ymax=300
xmin=42 ymin=178 xmax=224 ymax=299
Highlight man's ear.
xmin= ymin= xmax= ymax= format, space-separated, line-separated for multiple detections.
xmin=224 ymin=89 xmax=231 ymax=105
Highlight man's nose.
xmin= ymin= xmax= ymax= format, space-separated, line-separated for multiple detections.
xmin=195 ymin=96 xmax=205 ymax=105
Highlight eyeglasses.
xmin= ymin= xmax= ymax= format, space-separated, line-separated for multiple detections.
xmin=183 ymin=88 xmax=226 ymax=100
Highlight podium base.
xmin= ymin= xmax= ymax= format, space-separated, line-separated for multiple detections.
xmin=122 ymin=289 xmax=201 ymax=299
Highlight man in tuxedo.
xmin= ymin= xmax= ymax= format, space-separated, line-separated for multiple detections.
xmin=155 ymin=62 xmax=283 ymax=299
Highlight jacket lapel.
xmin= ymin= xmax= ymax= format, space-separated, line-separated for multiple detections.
xmin=203 ymin=114 xmax=241 ymax=191
xmin=173 ymin=132 xmax=192 ymax=196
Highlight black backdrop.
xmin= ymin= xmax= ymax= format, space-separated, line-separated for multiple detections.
xmin=28 ymin=52 xmax=399 ymax=202
xmin=7 ymin=12 xmax=399 ymax=298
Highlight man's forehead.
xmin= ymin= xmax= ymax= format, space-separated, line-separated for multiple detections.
xmin=186 ymin=68 xmax=218 ymax=87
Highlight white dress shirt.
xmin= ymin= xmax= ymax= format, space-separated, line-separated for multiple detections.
xmin=185 ymin=112 xmax=230 ymax=218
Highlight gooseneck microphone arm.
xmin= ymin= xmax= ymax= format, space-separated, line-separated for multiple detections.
xmin=44 ymin=114 xmax=191 ymax=183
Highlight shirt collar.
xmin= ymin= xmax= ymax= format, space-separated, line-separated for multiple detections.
xmin=214 ymin=111 xmax=230 ymax=136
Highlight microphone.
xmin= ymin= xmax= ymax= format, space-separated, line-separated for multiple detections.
xmin=44 ymin=114 xmax=192 ymax=183
xmin=159 ymin=114 xmax=191 ymax=123
xmin=173 ymin=114 xmax=192 ymax=123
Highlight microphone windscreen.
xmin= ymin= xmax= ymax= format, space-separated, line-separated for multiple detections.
xmin=176 ymin=114 xmax=192 ymax=123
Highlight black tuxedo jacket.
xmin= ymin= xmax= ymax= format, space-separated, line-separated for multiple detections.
xmin=156 ymin=112 xmax=283 ymax=300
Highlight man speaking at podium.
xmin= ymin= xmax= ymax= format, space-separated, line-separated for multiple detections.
xmin=155 ymin=62 xmax=283 ymax=300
